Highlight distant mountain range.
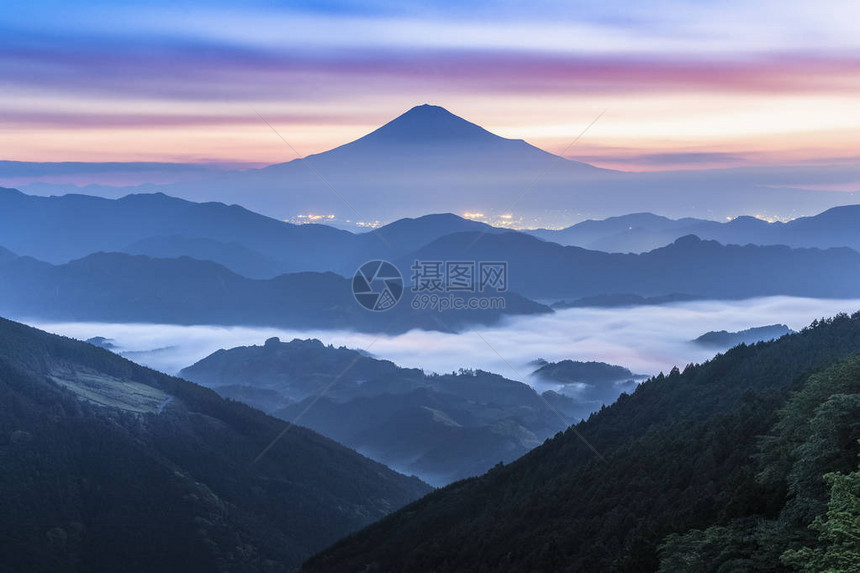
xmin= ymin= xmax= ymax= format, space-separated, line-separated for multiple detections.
xmin=7 ymin=184 xmax=860 ymax=280
xmin=2 ymin=185 xmax=860 ymax=330
xmin=3 ymin=234 xmax=859 ymax=333
xmin=0 ymin=186 xmax=501 ymax=277
xmin=3 ymin=186 xmax=860 ymax=333
xmin=0 ymin=251 xmax=548 ymax=333
xmin=0 ymin=316 xmax=429 ymax=572
xmin=9 ymin=105 xmax=858 ymax=223
xmin=529 ymin=205 xmax=860 ymax=253
xmin=406 ymin=231 xmax=860 ymax=301
xmin=180 ymin=338 xmax=604 ymax=486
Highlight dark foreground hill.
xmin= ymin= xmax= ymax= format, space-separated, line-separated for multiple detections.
xmin=0 ymin=317 xmax=430 ymax=573
xmin=300 ymin=313 xmax=860 ymax=572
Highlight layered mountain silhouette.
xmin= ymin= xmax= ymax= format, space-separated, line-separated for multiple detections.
xmin=405 ymin=231 xmax=860 ymax=300
xmin=6 ymin=185 xmax=860 ymax=300
xmin=11 ymin=105 xmax=855 ymax=222
xmin=0 ymin=251 xmax=549 ymax=333
xmin=0 ymin=187 xmax=503 ymax=278
xmin=2 ymin=211 xmax=860 ymax=333
xmin=0 ymin=186 xmax=353 ymax=274
xmin=180 ymin=338 xmax=596 ymax=486
xmin=5 ymin=183 xmax=860 ymax=295
xmin=0 ymin=316 xmax=430 ymax=572
xmin=299 ymin=313 xmax=860 ymax=572
xmin=530 ymin=204 xmax=860 ymax=253
xmin=122 ymin=235 xmax=286 ymax=278
xmin=529 ymin=212 xmax=714 ymax=252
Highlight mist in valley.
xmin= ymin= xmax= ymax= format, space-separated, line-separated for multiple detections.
xmin=27 ymin=296 xmax=860 ymax=391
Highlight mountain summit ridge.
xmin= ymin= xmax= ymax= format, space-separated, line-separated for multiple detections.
xmin=355 ymin=104 xmax=507 ymax=145
xmin=307 ymin=103 xmax=566 ymax=164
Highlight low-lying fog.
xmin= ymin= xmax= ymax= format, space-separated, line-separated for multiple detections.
xmin=26 ymin=296 xmax=860 ymax=389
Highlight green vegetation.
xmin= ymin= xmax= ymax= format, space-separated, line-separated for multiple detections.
xmin=781 ymin=448 xmax=860 ymax=572
xmin=657 ymin=355 xmax=860 ymax=571
xmin=301 ymin=313 xmax=860 ymax=572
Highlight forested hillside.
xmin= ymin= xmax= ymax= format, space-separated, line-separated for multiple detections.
xmin=0 ymin=317 xmax=430 ymax=573
xmin=180 ymin=338 xmax=583 ymax=486
xmin=659 ymin=355 xmax=860 ymax=570
xmin=301 ymin=313 xmax=860 ymax=572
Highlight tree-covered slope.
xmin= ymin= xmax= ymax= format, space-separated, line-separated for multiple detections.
xmin=300 ymin=313 xmax=860 ymax=572
xmin=658 ymin=354 xmax=860 ymax=571
xmin=0 ymin=317 xmax=430 ymax=573
xmin=180 ymin=338 xmax=583 ymax=486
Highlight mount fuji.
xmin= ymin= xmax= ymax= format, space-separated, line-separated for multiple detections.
xmin=155 ymin=103 xmax=606 ymax=222
xmin=10 ymin=105 xmax=857 ymax=225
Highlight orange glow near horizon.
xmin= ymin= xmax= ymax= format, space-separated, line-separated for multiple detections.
xmin=4 ymin=89 xmax=859 ymax=171
xmin=4 ymin=2 xmax=860 ymax=172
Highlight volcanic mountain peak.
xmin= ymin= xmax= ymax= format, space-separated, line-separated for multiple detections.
xmin=359 ymin=104 xmax=505 ymax=145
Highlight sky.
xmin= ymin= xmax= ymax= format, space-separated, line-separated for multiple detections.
xmin=2 ymin=0 xmax=860 ymax=170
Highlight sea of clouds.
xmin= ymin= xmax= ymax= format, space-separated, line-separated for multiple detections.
xmin=26 ymin=296 xmax=860 ymax=388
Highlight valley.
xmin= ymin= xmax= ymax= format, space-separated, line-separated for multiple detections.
xmin=3 ymin=12 xmax=860 ymax=568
